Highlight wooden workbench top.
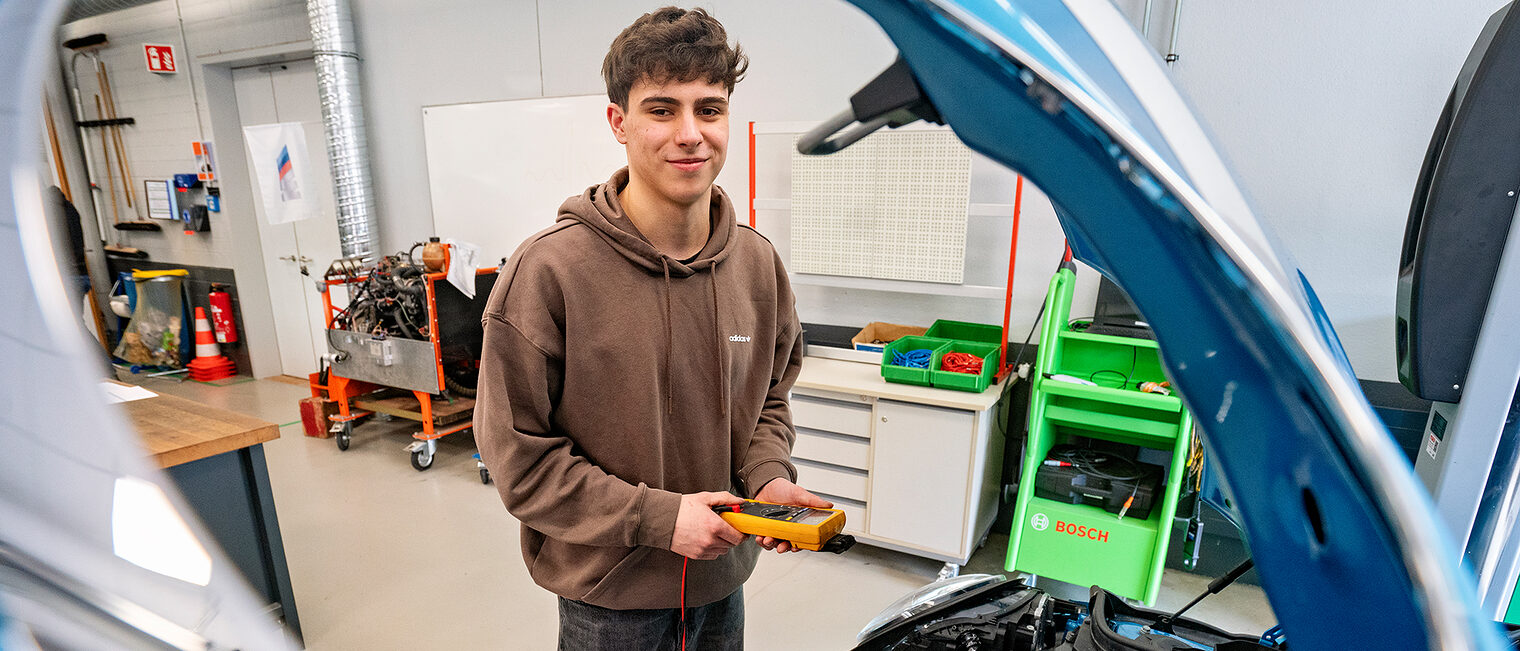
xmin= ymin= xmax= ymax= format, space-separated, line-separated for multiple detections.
xmin=116 ymin=383 xmax=281 ymax=468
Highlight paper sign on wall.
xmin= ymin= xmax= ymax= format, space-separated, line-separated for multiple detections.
xmin=143 ymin=179 xmax=174 ymax=220
xmin=242 ymin=122 xmax=318 ymax=225
xmin=192 ymin=141 xmax=217 ymax=182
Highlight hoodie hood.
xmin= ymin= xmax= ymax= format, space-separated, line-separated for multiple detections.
xmin=557 ymin=167 xmax=737 ymax=277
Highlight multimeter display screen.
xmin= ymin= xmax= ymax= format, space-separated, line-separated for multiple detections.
xmin=738 ymin=502 xmax=831 ymax=525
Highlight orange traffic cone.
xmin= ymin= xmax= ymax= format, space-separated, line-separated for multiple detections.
xmin=187 ymin=307 xmax=236 ymax=381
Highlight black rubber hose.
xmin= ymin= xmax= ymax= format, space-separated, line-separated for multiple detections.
xmin=956 ymin=630 xmax=981 ymax=651
xmin=444 ymin=372 xmax=476 ymax=398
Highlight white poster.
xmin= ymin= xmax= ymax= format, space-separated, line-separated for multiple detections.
xmin=242 ymin=122 xmax=318 ymax=224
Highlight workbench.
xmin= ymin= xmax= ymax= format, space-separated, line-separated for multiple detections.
xmin=120 ymin=385 xmax=301 ymax=639
xmin=790 ymin=356 xmax=1010 ymax=577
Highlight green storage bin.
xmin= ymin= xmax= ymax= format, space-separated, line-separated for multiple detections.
xmin=930 ymin=340 xmax=1001 ymax=392
xmin=925 ymin=319 xmax=1004 ymax=346
xmin=880 ymin=336 xmax=951 ymax=386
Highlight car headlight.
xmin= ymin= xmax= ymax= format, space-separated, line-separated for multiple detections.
xmin=857 ymin=573 xmax=1007 ymax=642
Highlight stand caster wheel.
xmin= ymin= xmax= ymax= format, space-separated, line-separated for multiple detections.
xmin=411 ymin=447 xmax=434 ymax=471
xmin=480 ymin=468 xmax=491 ymax=484
xmin=335 ymin=423 xmax=352 ymax=451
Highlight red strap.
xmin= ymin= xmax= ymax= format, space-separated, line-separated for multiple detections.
xmin=681 ymin=557 xmax=689 ymax=651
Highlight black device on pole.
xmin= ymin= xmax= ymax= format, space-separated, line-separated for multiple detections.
xmin=1081 ymin=276 xmax=1156 ymax=340
xmin=1396 ymin=3 xmax=1520 ymax=403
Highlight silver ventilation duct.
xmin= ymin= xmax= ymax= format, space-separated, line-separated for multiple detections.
xmin=308 ymin=0 xmax=379 ymax=261
xmin=64 ymin=0 xmax=160 ymax=22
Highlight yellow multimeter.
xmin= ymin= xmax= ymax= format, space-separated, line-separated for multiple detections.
xmin=712 ymin=500 xmax=857 ymax=553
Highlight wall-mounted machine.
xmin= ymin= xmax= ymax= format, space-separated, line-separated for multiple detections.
xmin=1400 ymin=1 xmax=1520 ymax=625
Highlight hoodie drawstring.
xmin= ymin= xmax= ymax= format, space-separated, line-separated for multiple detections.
xmin=711 ymin=259 xmax=728 ymax=421
xmin=663 ymin=259 xmax=673 ymax=416
xmin=663 ymin=257 xmax=728 ymax=421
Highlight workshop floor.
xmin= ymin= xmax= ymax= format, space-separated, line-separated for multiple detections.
xmin=128 ymin=374 xmax=1277 ymax=650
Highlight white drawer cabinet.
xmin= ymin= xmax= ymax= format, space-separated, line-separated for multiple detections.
xmin=788 ymin=357 xmax=1009 ymax=567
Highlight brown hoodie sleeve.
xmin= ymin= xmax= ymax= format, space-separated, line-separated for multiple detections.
xmin=476 ymin=253 xmax=682 ymax=550
xmin=737 ymin=257 xmax=804 ymax=497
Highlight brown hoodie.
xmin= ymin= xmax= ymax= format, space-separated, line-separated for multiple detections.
xmin=476 ymin=168 xmax=803 ymax=610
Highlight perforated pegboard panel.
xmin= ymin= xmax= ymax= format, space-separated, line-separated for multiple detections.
xmin=790 ymin=129 xmax=971 ymax=284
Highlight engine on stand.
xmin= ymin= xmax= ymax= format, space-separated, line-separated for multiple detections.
xmin=307 ymin=242 xmax=496 ymax=472
xmin=323 ymin=247 xmax=481 ymax=398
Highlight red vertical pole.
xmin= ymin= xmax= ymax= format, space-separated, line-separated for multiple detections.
xmin=1001 ymin=175 xmax=1025 ymax=376
xmin=748 ymin=120 xmax=757 ymax=229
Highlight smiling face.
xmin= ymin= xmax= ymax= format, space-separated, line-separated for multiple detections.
xmin=608 ymin=77 xmax=730 ymax=210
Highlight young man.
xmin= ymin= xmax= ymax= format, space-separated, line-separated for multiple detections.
xmin=476 ymin=7 xmax=828 ymax=649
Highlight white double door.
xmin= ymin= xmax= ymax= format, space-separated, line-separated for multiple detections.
xmin=234 ymin=60 xmax=342 ymax=378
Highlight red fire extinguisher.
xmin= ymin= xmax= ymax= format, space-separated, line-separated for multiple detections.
xmin=208 ymin=283 xmax=238 ymax=344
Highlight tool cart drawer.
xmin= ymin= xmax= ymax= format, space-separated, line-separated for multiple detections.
xmin=791 ymin=394 xmax=872 ymax=439
xmin=824 ymin=496 xmax=867 ymax=534
xmin=793 ymin=459 xmax=868 ymax=502
xmin=793 ymin=428 xmax=870 ymax=470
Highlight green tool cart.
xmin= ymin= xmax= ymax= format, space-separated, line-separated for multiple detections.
xmin=1005 ymin=268 xmax=1194 ymax=605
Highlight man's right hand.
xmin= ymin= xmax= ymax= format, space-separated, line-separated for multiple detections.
xmin=671 ymin=492 xmax=746 ymax=561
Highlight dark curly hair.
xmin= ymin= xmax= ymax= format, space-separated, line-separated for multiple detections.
xmin=602 ymin=7 xmax=748 ymax=110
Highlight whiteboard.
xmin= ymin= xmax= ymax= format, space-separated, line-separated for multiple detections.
xmin=423 ymin=94 xmax=628 ymax=263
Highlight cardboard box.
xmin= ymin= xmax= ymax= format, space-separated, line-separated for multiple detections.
xmin=851 ymin=322 xmax=928 ymax=353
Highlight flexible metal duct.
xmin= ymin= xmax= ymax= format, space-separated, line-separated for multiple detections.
xmin=64 ymin=0 xmax=161 ymax=22
xmin=308 ymin=0 xmax=379 ymax=261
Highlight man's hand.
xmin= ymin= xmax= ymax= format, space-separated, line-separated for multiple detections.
xmin=754 ymin=478 xmax=833 ymax=553
xmin=672 ymin=492 xmax=747 ymax=561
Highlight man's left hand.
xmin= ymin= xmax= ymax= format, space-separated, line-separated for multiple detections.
xmin=754 ymin=478 xmax=833 ymax=553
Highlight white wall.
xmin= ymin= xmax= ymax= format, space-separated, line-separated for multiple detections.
xmin=51 ymin=0 xmax=1505 ymax=381
xmin=1113 ymin=0 xmax=1503 ymax=381
xmin=349 ymin=0 xmax=543 ymax=253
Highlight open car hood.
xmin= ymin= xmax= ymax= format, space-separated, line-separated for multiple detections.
xmin=833 ymin=1 xmax=1505 ymax=649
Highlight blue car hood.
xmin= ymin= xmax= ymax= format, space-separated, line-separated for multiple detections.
xmin=841 ymin=1 xmax=1505 ymax=649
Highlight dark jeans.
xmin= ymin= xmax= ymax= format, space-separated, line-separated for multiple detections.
xmin=557 ymin=588 xmax=743 ymax=651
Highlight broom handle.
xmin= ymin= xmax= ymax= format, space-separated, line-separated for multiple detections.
xmin=42 ymin=95 xmax=72 ymax=202
xmin=93 ymin=94 xmax=120 ymax=224
xmin=96 ymin=64 xmax=135 ymax=211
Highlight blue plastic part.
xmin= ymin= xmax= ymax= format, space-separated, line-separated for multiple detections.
xmin=1064 ymin=613 xmax=1084 ymax=637
xmin=840 ymin=1 xmax=1506 ymax=648
xmin=1261 ymin=624 xmax=1288 ymax=647
xmin=1110 ymin=621 xmax=1209 ymax=650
